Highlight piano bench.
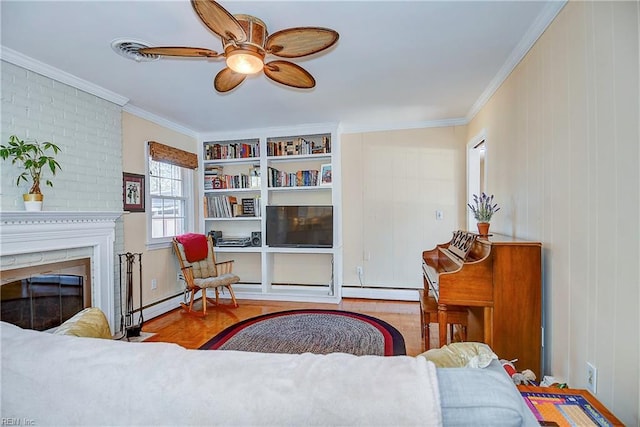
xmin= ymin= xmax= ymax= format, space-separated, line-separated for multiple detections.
xmin=419 ymin=290 xmax=469 ymax=350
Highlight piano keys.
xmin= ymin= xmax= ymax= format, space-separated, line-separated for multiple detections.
xmin=422 ymin=231 xmax=542 ymax=376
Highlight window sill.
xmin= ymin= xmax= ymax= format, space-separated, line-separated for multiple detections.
xmin=146 ymin=240 xmax=172 ymax=251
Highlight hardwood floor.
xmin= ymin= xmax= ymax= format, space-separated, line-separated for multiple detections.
xmin=142 ymin=297 xmax=428 ymax=356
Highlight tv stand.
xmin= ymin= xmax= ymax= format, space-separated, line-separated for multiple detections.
xmin=199 ymin=124 xmax=342 ymax=303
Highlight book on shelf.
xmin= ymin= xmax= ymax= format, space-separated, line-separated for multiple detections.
xmin=267 ymin=166 xmax=319 ymax=187
xmin=203 ymin=164 xmax=258 ymax=190
xmin=204 ymin=173 xmax=252 ymax=190
xmin=312 ymin=136 xmax=331 ymax=154
xmin=204 ymin=195 xmax=238 ymax=218
xmin=204 ymin=195 xmax=260 ymax=218
xmin=224 ymin=173 xmax=250 ymax=189
xmin=267 ymin=136 xmax=331 ymax=157
xmin=203 ymin=195 xmax=208 ymax=218
xmin=204 ymin=142 xmax=259 ymax=160
xmin=204 ymin=165 xmax=224 ymax=175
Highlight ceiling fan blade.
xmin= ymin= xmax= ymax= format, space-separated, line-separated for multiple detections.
xmin=266 ymin=27 xmax=339 ymax=58
xmin=214 ymin=67 xmax=247 ymax=92
xmin=264 ymin=60 xmax=315 ymax=89
xmin=138 ymin=47 xmax=220 ymax=58
xmin=191 ymin=0 xmax=246 ymax=43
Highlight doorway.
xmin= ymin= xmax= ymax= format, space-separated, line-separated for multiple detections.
xmin=466 ymin=130 xmax=486 ymax=231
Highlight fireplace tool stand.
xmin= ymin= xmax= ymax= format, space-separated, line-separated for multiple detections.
xmin=118 ymin=252 xmax=143 ymax=339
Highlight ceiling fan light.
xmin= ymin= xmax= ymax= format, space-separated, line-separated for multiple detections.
xmin=226 ymin=50 xmax=263 ymax=75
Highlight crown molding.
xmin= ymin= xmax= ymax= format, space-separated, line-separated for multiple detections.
xmin=122 ymin=104 xmax=198 ymax=139
xmin=1 ymin=46 xmax=198 ymax=137
xmin=465 ymin=0 xmax=567 ymax=123
xmin=339 ymin=117 xmax=468 ymax=134
xmin=1 ymin=46 xmax=129 ymax=106
xmin=199 ymin=122 xmax=340 ymax=141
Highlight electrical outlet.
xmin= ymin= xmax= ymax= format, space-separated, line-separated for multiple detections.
xmin=356 ymin=266 xmax=363 ymax=277
xmin=151 ymin=278 xmax=157 ymax=290
xmin=436 ymin=210 xmax=444 ymax=220
xmin=586 ymin=362 xmax=597 ymax=393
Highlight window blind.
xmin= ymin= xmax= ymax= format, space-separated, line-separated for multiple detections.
xmin=148 ymin=141 xmax=198 ymax=170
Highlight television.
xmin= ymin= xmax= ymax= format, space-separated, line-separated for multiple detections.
xmin=266 ymin=205 xmax=333 ymax=248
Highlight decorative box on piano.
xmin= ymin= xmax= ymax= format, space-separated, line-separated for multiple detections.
xmin=422 ymin=230 xmax=542 ymax=377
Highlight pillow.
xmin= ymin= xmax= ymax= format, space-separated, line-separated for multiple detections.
xmin=418 ymin=342 xmax=498 ymax=368
xmin=53 ymin=307 xmax=112 ymax=339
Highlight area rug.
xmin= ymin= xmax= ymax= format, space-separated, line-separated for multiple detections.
xmin=199 ymin=309 xmax=406 ymax=356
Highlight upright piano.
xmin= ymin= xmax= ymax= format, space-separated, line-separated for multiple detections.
xmin=422 ymin=231 xmax=542 ymax=376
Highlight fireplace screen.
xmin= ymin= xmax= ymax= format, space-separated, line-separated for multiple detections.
xmin=1 ymin=274 xmax=85 ymax=331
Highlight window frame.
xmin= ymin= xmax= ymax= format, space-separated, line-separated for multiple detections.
xmin=145 ymin=145 xmax=194 ymax=250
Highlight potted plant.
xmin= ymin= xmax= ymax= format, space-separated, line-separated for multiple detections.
xmin=468 ymin=192 xmax=500 ymax=236
xmin=0 ymin=134 xmax=62 ymax=211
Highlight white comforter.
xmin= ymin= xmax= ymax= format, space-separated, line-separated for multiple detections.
xmin=1 ymin=321 xmax=442 ymax=426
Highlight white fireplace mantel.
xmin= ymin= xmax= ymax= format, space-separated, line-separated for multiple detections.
xmin=1 ymin=211 xmax=123 ymax=329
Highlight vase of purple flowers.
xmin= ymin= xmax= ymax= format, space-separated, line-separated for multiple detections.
xmin=468 ymin=193 xmax=500 ymax=236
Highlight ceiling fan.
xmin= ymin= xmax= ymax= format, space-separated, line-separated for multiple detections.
xmin=139 ymin=0 xmax=339 ymax=93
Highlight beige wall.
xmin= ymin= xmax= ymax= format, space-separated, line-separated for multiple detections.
xmin=121 ymin=112 xmax=198 ymax=307
xmin=341 ymin=126 xmax=467 ymax=290
xmin=467 ymin=2 xmax=639 ymax=424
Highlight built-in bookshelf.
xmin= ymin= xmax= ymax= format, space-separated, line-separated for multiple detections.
xmin=199 ymin=125 xmax=341 ymax=303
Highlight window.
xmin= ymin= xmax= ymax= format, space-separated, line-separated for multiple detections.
xmin=145 ymin=141 xmax=198 ymax=248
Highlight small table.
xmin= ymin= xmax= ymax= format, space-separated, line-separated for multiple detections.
xmin=517 ymin=385 xmax=624 ymax=426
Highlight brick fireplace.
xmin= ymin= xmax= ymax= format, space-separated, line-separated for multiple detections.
xmin=0 ymin=211 xmax=122 ymax=331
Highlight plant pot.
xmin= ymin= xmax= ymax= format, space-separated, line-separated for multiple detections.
xmin=23 ymin=193 xmax=43 ymax=211
xmin=477 ymin=222 xmax=490 ymax=236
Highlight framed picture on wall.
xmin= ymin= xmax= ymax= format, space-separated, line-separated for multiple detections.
xmin=319 ymin=163 xmax=332 ymax=186
xmin=123 ymin=172 xmax=145 ymax=212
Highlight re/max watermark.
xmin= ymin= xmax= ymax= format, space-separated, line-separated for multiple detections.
xmin=1 ymin=418 xmax=35 ymax=426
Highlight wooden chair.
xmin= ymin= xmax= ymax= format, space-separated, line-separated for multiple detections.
xmin=172 ymin=234 xmax=239 ymax=316
xmin=419 ymin=289 xmax=468 ymax=350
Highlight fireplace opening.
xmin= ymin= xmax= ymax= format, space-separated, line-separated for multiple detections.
xmin=1 ymin=258 xmax=91 ymax=331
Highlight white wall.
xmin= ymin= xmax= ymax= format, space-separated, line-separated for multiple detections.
xmin=467 ymin=2 xmax=639 ymax=424
xmin=341 ymin=126 xmax=467 ymax=295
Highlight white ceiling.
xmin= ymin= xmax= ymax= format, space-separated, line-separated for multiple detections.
xmin=0 ymin=1 xmax=565 ymax=136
